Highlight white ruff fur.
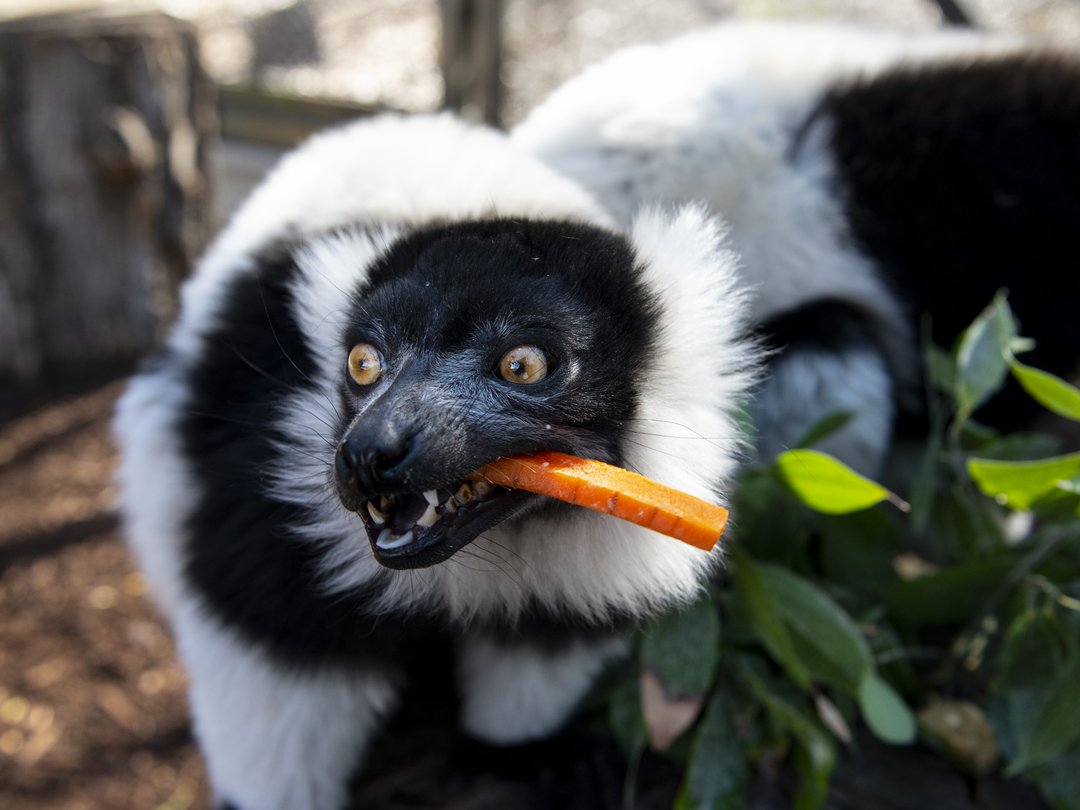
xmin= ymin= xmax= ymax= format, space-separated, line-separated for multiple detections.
xmin=112 ymin=365 xmax=195 ymax=621
xmin=458 ymin=634 xmax=631 ymax=743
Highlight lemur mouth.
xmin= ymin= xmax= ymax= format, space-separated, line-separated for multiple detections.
xmin=355 ymin=479 xmax=530 ymax=569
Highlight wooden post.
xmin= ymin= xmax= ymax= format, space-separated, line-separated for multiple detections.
xmin=0 ymin=11 xmax=216 ymax=392
xmin=439 ymin=0 xmax=504 ymax=127
xmin=928 ymin=0 xmax=977 ymax=27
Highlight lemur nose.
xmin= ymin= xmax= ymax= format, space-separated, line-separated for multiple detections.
xmin=335 ymin=432 xmax=412 ymax=494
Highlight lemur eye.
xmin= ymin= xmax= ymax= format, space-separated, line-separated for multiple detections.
xmin=347 ymin=343 xmax=384 ymax=386
xmin=498 ymin=345 xmax=549 ymax=385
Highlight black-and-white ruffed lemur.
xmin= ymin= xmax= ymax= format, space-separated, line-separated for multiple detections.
xmin=114 ymin=21 xmax=1080 ymax=810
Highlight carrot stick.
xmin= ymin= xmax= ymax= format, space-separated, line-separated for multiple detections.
xmin=469 ymin=451 xmax=728 ymax=551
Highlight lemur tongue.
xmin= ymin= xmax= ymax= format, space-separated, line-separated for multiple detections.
xmin=386 ymin=493 xmax=431 ymax=534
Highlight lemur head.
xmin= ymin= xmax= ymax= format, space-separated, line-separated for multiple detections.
xmin=328 ymin=219 xmax=659 ymax=568
xmin=260 ymin=203 xmax=756 ymax=594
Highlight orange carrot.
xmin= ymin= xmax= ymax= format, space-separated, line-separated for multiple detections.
xmin=469 ymin=451 xmax=728 ymax=551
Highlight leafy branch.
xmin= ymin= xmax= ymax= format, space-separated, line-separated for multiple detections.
xmin=600 ymin=294 xmax=1080 ymax=809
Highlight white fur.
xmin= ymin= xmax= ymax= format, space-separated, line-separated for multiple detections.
xmin=176 ymin=605 xmax=397 ymax=810
xmin=112 ymin=365 xmax=195 ymax=620
xmin=457 ymin=634 xmax=630 ymax=744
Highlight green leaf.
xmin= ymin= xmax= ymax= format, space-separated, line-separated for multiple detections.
xmin=857 ymin=671 xmax=916 ymax=745
xmin=1008 ymin=657 xmax=1080 ymax=774
xmin=925 ymin=343 xmax=957 ymax=395
xmin=908 ymin=415 xmax=944 ymax=535
xmin=818 ymin=509 xmax=900 ymax=594
xmin=640 ymin=597 xmax=722 ymax=751
xmin=776 ymin=449 xmax=903 ymax=515
xmin=910 ymin=518 xmax=1080 ymax=601
xmin=731 ymin=548 xmax=812 ymax=690
xmin=739 ymin=662 xmax=836 ymax=810
xmin=1025 ymin=745 xmax=1080 ymax=810
xmin=794 ymin=410 xmax=854 ymax=449
xmin=967 ymin=452 xmax=1080 ymax=511
xmin=1031 ymin=486 xmax=1080 ymax=521
xmin=958 ymin=418 xmax=1002 ymax=449
xmin=1057 ymin=478 xmax=1080 ymax=495
xmin=989 ymin=687 xmax=1049 ymax=763
xmin=930 ymin=481 xmax=1007 ymax=559
xmin=882 ymin=557 xmax=1015 ymax=626
xmin=1010 ymin=359 xmax=1080 ymax=422
xmin=954 ymin=292 xmax=1017 ymax=420
xmin=607 ymin=671 xmax=647 ymax=759
xmin=732 ymin=470 xmax=810 ymax=565
xmin=996 ymin=608 xmax=1072 ymax=690
xmin=972 ymin=432 xmax=1061 ymax=462
xmin=674 ymin=690 xmax=749 ymax=810
xmin=757 ymin=563 xmax=874 ymax=693
xmin=641 ymin=597 xmax=721 ymax=698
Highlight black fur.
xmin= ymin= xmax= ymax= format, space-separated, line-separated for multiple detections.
xmin=823 ymin=54 xmax=1080 ymax=427
xmin=757 ymin=298 xmax=880 ymax=357
xmin=179 ymin=252 xmax=427 ymax=666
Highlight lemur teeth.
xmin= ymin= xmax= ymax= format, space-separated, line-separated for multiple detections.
xmin=366 ymin=501 xmax=387 ymax=525
xmin=376 ymin=529 xmax=415 ymax=550
xmin=365 ymin=483 xmax=493 ymax=534
xmin=417 ymin=503 xmax=440 ymax=527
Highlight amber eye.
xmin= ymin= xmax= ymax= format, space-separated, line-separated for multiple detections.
xmin=498 ymin=345 xmax=549 ymax=385
xmin=347 ymin=343 xmax=384 ymax=386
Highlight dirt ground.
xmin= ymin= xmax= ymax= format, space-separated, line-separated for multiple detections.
xmin=0 ymin=381 xmax=208 ymax=810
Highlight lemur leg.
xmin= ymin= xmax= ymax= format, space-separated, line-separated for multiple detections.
xmin=456 ymin=633 xmax=630 ymax=745
xmin=175 ymin=606 xmax=399 ymax=810
xmin=753 ymin=300 xmax=896 ymax=477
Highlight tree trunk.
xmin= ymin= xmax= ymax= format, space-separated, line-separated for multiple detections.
xmin=0 ymin=10 xmax=215 ymax=394
xmin=440 ymin=0 xmax=504 ymax=127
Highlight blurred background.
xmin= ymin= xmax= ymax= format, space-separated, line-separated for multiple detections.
xmin=1 ymin=1 xmax=1079 ymax=808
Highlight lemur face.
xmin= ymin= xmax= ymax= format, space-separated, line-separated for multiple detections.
xmin=329 ymin=219 xmax=659 ymax=568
